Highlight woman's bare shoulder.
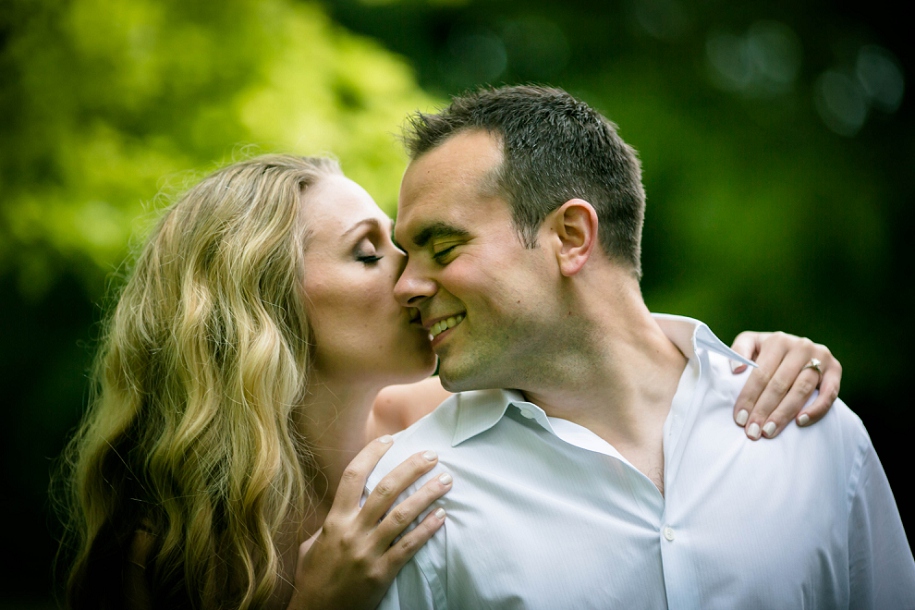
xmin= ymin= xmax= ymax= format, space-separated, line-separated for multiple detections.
xmin=369 ymin=377 xmax=452 ymax=437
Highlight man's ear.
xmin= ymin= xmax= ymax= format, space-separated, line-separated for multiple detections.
xmin=546 ymin=199 xmax=599 ymax=277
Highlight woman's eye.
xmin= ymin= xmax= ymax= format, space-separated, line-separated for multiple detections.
xmin=357 ymin=254 xmax=382 ymax=264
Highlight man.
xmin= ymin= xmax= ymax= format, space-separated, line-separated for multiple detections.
xmin=367 ymin=86 xmax=915 ymax=608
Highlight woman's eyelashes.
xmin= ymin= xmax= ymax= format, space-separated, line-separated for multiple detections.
xmin=354 ymin=222 xmax=398 ymax=264
xmin=356 ymin=250 xmax=382 ymax=264
xmin=354 ymin=238 xmax=382 ymax=264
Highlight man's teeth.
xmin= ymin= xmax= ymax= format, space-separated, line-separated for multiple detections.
xmin=430 ymin=314 xmax=465 ymax=339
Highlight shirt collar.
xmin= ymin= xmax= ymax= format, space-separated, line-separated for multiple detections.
xmin=450 ymin=314 xmax=756 ymax=447
xmin=652 ymin=314 xmax=758 ymax=369
xmin=452 ymin=388 xmax=525 ymax=446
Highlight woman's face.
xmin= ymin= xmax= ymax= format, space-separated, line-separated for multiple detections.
xmin=301 ymin=174 xmax=436 ymax=387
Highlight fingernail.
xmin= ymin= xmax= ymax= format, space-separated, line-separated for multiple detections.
xmin=378 ymin=435 xmax=393 ymax=444
xmin=747 ymin=422 xmax=761 ymax=440
xmin=736 ymin=409 xmax=749 ymax=426
xmin=729 ymin=360 xmax=741 ymax=373
xmin=797 ymin=413 xmax=810 ymax=426
xmin=438 ymin=473 xmax=453 ymax=485
xmin=423 ymin=450 xmax=437 ymax=461
xmin=434 ymin=507 xmax=446 ymax=519
xmin=763 ymin=422 xmax=777 ymax=438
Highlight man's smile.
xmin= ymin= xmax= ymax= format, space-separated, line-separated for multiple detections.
xmin=428 ymin=314 xmax=465 ymax=340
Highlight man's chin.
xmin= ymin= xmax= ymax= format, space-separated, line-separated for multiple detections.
xmin=438 ymin=371 xmax=461 ymax=393
xmin=438 ymin=366 xmax=502 ymax=394
xmin=437 ymin=365 xmax=472 ymax=393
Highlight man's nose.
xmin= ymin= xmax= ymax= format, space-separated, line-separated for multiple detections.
xmin=394 ymin=259 xmax=437 ymax=307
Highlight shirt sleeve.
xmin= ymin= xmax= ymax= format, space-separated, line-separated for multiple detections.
xmin=847 ymin=435 xmax=915 ymax=609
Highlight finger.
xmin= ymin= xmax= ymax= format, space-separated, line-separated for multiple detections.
xmin=729 ymin=331 xmax=768 ymax=374
xmin=359 ymin=450 xmax=440 ymax=524
xmin=755 ymin=368 xmax=821 ymax=439
xmin=731 ymin=332 xmax=790 ymax=426
xmin=373 ymin=471 xmax=453 ymax=548
xmin=330 ymin=435 xmax=396 ymax=512
xmin=379 ymin=504 xmax=447 ymax=578
xmin=743 ymin=346 xmax=813 ymax=440
xmin=797 ymin=360 xmax=841 ymax=427
xmin=733 ymin=332 xmax=807 ymax=430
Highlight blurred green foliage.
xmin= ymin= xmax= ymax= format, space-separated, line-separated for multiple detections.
xmin=1 ymin=0 xmax=911 ymax=604
xmin=0 ymin=0 xmax=436 ymax=300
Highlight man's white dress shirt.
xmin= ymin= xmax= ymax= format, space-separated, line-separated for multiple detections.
xmin=366 ymin=315 xmax=915 ymax=609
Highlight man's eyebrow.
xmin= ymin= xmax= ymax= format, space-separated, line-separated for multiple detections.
xmin=412 ymin=222 xmax=470 ymax=248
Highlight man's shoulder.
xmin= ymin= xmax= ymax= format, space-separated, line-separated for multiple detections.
xmin=365 ymin=388 xmax=509 ymax=491
xmin=387 ymin=391 xmax=461 ymax=448
xmin=707 ymin=348 xmax=860 ymax=416
xmin=703 ymin=348 xmax=871 ymax=456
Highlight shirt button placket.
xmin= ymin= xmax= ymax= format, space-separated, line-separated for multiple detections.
xmin=659 ymin=523 xmax=681 ymax=608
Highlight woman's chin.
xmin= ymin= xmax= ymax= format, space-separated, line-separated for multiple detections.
xmin=378 ymin=336 xmax=437 ymax=385
xmin=406 ymin=357 xmax=438 ymax=383
xmin=401 ymin=354 xmax=438 ymax=384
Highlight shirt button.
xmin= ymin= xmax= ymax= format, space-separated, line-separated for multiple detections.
xmin=663 ymin=526 xmax=675 ymax=541
xmin=519 ymin=408 xmax=535 ymax=419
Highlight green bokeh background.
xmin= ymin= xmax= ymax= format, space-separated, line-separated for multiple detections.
xmin=1 ymin=0 xmax=911 ymax=605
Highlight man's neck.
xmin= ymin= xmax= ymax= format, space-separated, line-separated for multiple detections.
xmin=521 ymin=276 xmax=688 ymax=493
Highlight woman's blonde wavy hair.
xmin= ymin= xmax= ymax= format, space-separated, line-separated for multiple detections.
xmin=59 ymin=154 xmax=342 ymax=609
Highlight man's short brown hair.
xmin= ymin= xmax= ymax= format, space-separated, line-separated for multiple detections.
xmin=403 ymin=85 xmax=646 ymax=278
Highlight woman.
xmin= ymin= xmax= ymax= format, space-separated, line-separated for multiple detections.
xmin=57 ymin=155 xmax=840 ymax=609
